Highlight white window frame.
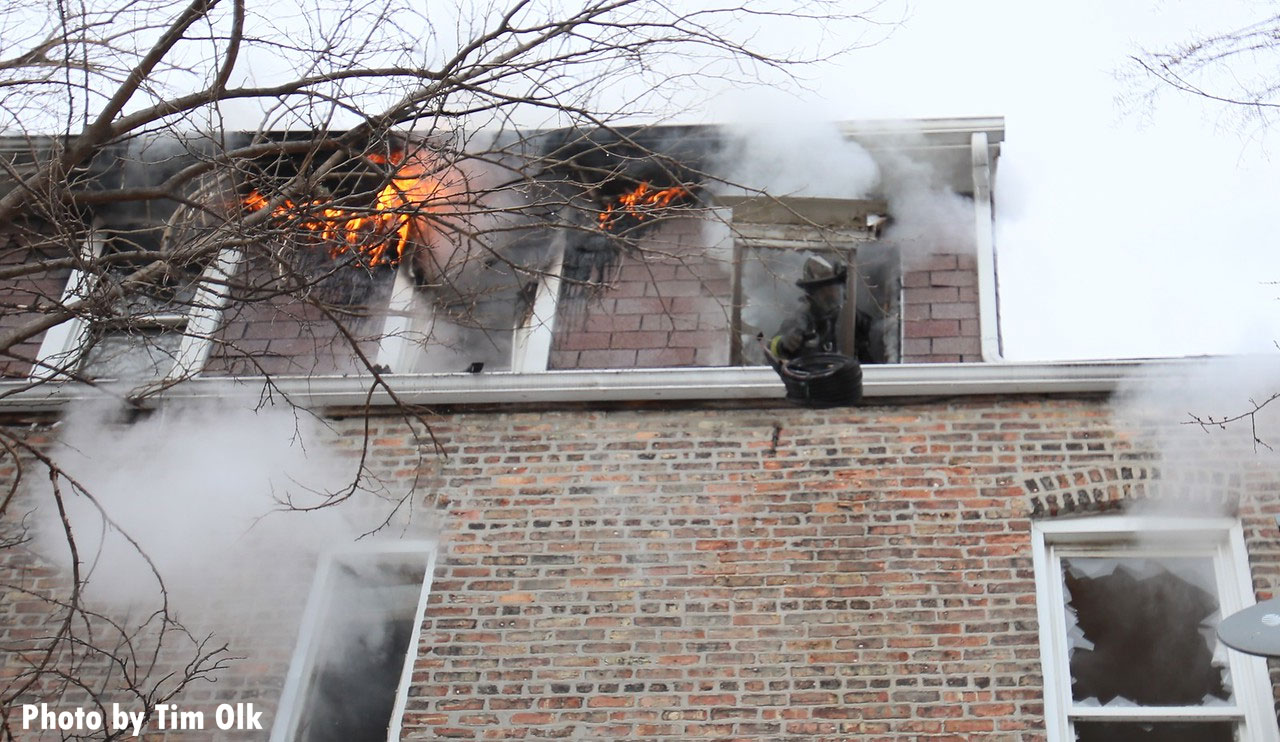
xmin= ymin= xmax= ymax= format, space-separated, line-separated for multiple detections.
xmin=509 ymin=240 xmax=565 ymax=373
xmin=31 ymin=226 xmax=241 ymax=382
xmin=1032 ymin=515 xmax=1279 ymax=742
xmin=270 ymin=541 xmax=437 ymax=742
xmin=376 ymin=244 xmax=565 ymax=374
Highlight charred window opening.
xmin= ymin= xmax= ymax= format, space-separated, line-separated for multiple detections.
xmin=238 ymin=142 xmax=423 ymax=308
xmin=378 ymin=128 xmax=716 ymax=374
xmin=281 ymin=551 xmax=431 ymax=742
xmin=542 ymin=127 xmax=710 ymax=293
xmin=595 ymin=180 xmax=696 ymax=234
xmin=1061 ymin=556 xmax=1230 ymax=708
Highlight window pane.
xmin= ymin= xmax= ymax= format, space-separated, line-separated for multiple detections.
xmin=1074 ymin=721 xmax=1235 ymax=742
xmin=293 ymin=556 xmax=426 ymax=742
xmin=1061 ymin=556 xmax=1231 ymax=707
xmin=738 ymin=247 xmax=812 ymax=366
xmin=80 ymin=328 xmax=182 ymax=379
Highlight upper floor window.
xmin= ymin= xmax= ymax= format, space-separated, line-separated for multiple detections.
xmin=726 ymin=197 xmax=897 ymax=366
xmin=32 ymin=217 xmax=239 ymax=382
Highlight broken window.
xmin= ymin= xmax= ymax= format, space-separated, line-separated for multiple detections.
xmin=1033 ymin=518 xmax=1278 ymax=742
xmin=1063 ymin=556 xmax=1230 ymax=709
xmin=273 ymin=548 xmax=435 ymax=742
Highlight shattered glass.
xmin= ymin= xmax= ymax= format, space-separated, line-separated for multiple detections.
xmin=1061 ymin=556 xmax=1231 ymax=707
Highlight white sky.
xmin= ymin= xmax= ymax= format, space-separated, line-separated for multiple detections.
xmin=673 ymin=0 xmax=1280 ymax=361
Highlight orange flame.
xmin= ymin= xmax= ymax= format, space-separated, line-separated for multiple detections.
xmin=243 ymin=150 xmax=442 ymax=266
xmin=598 ymin=182 xmax=690 ymax=231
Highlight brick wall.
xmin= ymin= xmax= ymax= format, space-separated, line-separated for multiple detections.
xmin=203 ymin=253 xmax=395 ymax=376
xmin=6 ymin=394 xmax=1279 ymax=740
xmin=0 ymin=223 xmax=73 ymax=378
xmin=550 ymin=214 xmax=982 ymax=369
xmin=400 ymin=398 xmax=1108 ymax=741
xmin=901 ymin=253 xmax=981 ymax=363
xmin=0 ymin=217 xmax=984 ymax=379
xmin=550 ymin=218 xmax=732 ymax=369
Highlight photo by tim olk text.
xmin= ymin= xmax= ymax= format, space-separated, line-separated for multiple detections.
xmin=22 ymin=702 xmax=263 ymax=736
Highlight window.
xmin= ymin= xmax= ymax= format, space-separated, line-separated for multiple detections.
xmin=32 ymin=222 xmax=240 ymax=381
xmin=376 ymin=240 xmax=565 ymax=374
xmin=272 ymin=544 xmax=435 ymax=742
xmin=1033 ymin=516 xmax=1279 ymax=742
xmin=724 ymin=197 xmax=897 ymax=366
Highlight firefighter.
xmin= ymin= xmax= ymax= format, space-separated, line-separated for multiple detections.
xmin=768 ymin=255 xmax=847 ymax=360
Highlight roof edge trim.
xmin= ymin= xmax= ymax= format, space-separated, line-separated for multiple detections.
xmin=0 ymin=359 xmax=1200 ymax=413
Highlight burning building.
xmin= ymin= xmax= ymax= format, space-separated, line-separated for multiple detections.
xmin=2 ymin=116 xmax=1280 ymax=742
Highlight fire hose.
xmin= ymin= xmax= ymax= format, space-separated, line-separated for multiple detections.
xmin=759 ymin=335 xmax=863 ymax=408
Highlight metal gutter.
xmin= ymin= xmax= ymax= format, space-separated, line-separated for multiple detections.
xmin=0 ymin=359 xmax=1194 ymax=413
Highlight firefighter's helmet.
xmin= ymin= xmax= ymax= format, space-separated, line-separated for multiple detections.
xmin=795 ymin=255 xmax=847 ymax=289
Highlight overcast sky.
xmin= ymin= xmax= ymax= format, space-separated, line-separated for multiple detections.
xmin=674 ymin=0 xmax=1280 ymax=361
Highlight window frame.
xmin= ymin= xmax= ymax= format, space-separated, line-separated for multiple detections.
xmin=729 ymin=239 xmax=859 ymax=365
xmin=1032 ymin=515 xmax=1279 ymax=742
xmin=269 ymin=541 xmax=438 ymax=742
xmin=722 ymin=197 xmax=889 ymax=367
xmin=31 ymin=226 xmax=241 ymax=382
xmin=377 ymin=242 xmax=566 ymax=374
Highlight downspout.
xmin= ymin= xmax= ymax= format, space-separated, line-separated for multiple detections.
xmin=971 ymin=132 xmax=1003 ymax=361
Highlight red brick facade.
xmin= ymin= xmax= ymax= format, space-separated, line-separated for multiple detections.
xmin=0 ymin=223 xmax=74 ymax=378
xmin=550 ymin=219 xmax=733 ymax=369
xmin=204 ymin=253 xmax=395 ymax=377
xmin=4 ymin=394 xmax=1279 ymax=740
xmin=550 ymin=215 xmax=984 ymax=370
xmin=0 ymin=206 xmax=987 ymax=378
xmin=901 ymin=253 xmax=982 ymax=362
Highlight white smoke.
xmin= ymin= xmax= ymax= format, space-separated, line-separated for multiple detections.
xmin=1112 ymin=355 xmax=1280 ymax=516
xmin=710 ymin=121 xmax=978 ymax=268
xmin=876 ymin=143 xmax=977 ymax=267
xmin=29 ymin=390 xmax=417 ymax=612
xmin=712 ymin=121 xmax=880 ymax=199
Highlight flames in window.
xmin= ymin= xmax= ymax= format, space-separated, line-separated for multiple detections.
xmin=596 ymin=181 xmax=692 ymax=232
xmin=242 ymin=150 xmax=447 ymax=267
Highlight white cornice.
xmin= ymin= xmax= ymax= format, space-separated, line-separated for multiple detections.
xmin=0 ymin=359 xmax=1200 ymax=413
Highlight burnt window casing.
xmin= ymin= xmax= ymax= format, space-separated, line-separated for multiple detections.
xmin=272 ymin=547 xmax=435 ymax=742
xmin=1033 ymin=518 xmax=1278 ymax=742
